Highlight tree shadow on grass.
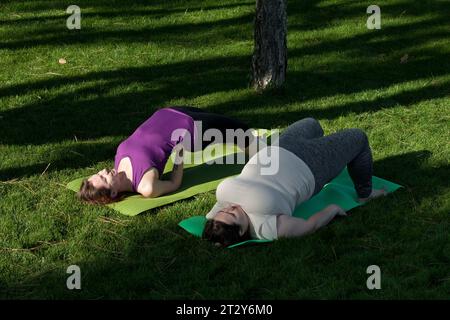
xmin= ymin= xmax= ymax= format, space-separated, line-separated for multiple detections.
xmin=288 ymin=15 xmax=450 ymax=58
xmin=288 ymin=0 xmax=450 ymax=28
xmin=0 ymin=0 xmax=448 ymax=179
xmin=0 ymin=1 xmax=255 ymax=26
xmin=0 ymin=12 xmax=255 ymax=50
xmin=2 ymin=0 xmax=448 ymax=49
xmin=208 ymin=72 xmax=450 ymax=128
xmin=1 ymin=45 xmax=447 ymax=147
xmin=2 ymin=150 xmax=449 ymax=299
xmin=0 ymin=55 xmax=252 ymax=147
xmin=1 ymin=0 xmax=253 ymax=13
xmin=0 ymin=44 xmax=448 ymax=180
xmin=1 ymin=62 xmax=448 ymax=182
xmin=0 ymin=141 xmax=117 ymax=181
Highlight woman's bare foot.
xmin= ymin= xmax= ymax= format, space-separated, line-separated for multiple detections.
xmin=358 ymin=187 xmax=387 ymax=203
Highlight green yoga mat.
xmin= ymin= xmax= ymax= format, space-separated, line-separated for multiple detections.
xmin=178 ymin=168 xmax=402 ymax=248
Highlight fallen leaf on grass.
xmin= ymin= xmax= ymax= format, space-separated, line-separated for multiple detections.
xmin=400 ymin=54 xmax=409 ymax=64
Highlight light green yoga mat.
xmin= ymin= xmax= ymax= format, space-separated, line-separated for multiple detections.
xmin=178 ymin=168 xmax=402 ymax=248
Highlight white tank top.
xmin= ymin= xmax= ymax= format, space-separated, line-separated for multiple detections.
xmin=206 ymin=146 xmax=315 ymax=240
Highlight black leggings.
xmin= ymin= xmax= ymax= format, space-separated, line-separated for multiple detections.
xmin=171 ymin=106 xmax=252 ymax=150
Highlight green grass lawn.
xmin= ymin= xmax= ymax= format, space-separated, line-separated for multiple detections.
xmin=0 ymin=0 xmax=449 ymax=299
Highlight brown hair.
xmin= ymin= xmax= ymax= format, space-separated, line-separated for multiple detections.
xmin=202 ymin=219 xmax=251 ymax=247
xmin=77 ymin=179 xmax=116 ymax=204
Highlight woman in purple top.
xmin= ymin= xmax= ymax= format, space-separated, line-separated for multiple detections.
xmin=77 ymin=107 xmax=253 ymax=204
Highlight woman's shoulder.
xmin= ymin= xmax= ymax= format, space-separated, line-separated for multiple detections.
xmin=136 ymin=167 xmax=159 ymax=195
xmin=246 ymin=212 xmax=279 ymax=241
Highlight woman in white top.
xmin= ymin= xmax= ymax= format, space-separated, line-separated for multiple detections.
xmin=203 ymin=118 xmax=386 ymax=247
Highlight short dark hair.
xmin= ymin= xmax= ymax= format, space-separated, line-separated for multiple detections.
xmin=202 ymin=219 xmax=251 ymax=247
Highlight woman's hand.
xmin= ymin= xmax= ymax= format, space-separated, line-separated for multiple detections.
xmin=173 ymin=145 xmax=184 ymax=165
xmin=330 ymin=204 xmax=347 ymax=217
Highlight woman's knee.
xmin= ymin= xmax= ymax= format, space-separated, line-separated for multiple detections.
xmin=295 ymin=117 xmax=323 ymax=133
xmin=302 ymin=117 xmax=320 ymax=125
xmin=350 ymin=128 xmax=369 ymax=145
xmin=305 ymin=117 xmax=324 ymax=135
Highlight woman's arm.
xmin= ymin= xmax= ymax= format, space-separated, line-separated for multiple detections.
xmin=141 ymin=148 xmax=184 ymax=198
xmin=277 ymin=204 xmax=346 ymax=238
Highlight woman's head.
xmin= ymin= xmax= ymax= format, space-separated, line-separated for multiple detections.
xmin=202 ymin=205 xmax=251 ymax=247
xmin=77 ymin=168 xmax=120 ymax=204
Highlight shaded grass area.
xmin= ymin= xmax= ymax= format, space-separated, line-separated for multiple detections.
xmin=0 ymin=0 xmax=449 ymax=299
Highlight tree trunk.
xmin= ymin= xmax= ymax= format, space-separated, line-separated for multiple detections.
xmin=251 ymin=0 xmax=287 ymax=91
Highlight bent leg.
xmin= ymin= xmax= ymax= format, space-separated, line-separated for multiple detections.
xmin=290 ymin=128 xmax=373 ymax=198
xmin=279 ymin=117 xmax=324 ymax=141
xmin=172 ymin=107 xmax=252 ymax=151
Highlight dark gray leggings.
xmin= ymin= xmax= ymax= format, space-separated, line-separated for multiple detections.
xmin=278 ymin=118 xmax=373 ymax=198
